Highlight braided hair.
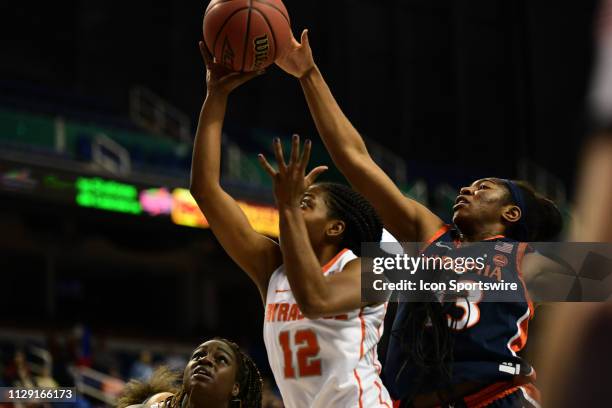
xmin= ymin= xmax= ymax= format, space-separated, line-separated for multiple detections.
xmin=170 ymin=338 xmax=263 ymax=408
xmin=316 ymin=182 xmax=383 ymax=256
xmin=219 ymin=338 xmax=263 ymax=408
xmin=393 ymin=285 xmax=456 ymax=403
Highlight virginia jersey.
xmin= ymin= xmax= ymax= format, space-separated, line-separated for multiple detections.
xmin=263 ymin=249 xmax=392 ymax=408
xmin=384 ymin=225 xmax=535 ymax=400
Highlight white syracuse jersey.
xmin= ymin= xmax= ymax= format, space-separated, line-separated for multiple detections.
xmin=263 ymin=249 xmax=392 ymax=408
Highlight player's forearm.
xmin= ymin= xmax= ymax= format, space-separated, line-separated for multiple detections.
xmin=299 ymin=66 xmax=370 ymax=166
xmin=572 ymin=135 xmax=612 ymax=241
xmin=189 ymin=93 xmax=228 ymax=198
xmin=278 ymin=205 xmax=329 ymax=316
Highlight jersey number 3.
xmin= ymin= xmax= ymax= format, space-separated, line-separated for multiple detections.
xmin=446 ymin=280 xmax=483 ymax=330
xmin=279 ymin=330 xmax=322 ymax=378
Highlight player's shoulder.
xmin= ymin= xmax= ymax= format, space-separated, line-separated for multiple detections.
xmin=431 ymin=224 xmax=458 ymax=242
xmin=420 ymin=224 xmax=458 ymax=252
xmin=338 ymin=248 xmax=358 ymax=269
xmin=323 ymin=248 xmax=359 ymax=275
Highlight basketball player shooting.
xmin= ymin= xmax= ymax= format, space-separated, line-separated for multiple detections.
xmin=190 ymin=42 xmax=392 ymax=407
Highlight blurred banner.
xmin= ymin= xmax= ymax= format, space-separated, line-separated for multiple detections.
xmin=0 ymin=158 xmax=279 ymax=236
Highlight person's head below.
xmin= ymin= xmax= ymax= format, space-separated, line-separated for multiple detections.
xmin=173 ymin=338 xmax=263 ymax=408
xmin=452 ymin=178 xmax=563 ymax=241
xmin=299 ymin=182 xmax=383 ymax=256
xmin=117 ymin=366 xmax=179 ymax=408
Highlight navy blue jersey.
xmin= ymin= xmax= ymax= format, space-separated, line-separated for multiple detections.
xmin=384 ymin=225 xmax=535 ymax=400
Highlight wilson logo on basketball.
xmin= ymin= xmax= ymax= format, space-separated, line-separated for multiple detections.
xmin=253 ymin=34 xmax=270 ymax=70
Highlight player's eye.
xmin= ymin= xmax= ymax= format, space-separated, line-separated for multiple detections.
xmin=217 ymin=355 xmax=229 ymax=365
xmin=193 ymin=350 xmax=207 ymax=360
xmin=478 ymin=184 xmax=488 ymax=190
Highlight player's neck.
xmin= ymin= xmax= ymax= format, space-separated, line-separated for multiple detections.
xmin=460 ymin=224 xmax=505 ymax=242
xmin=316 ymin=245 xmax=345 ymax=269
xmin=185 ymin=394 xmax=227 ymax=408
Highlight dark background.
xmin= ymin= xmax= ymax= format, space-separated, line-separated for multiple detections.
xmin=0 ymin=0 xmax=598 ymax=190
xmin=0 ymin=0 xmax=602 ymax=395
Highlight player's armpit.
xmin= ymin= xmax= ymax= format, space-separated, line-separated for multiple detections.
xmin=192 ymin=186 xmax=282 ymax=301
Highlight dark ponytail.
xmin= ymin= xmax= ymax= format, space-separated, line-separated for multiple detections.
xmin=317 ymin=182 xmax=383 ymax=256
xmin=504 ymin=180 xmax=563 ymax=241
xmin=393 ymin=299 xmax=455 ymax=402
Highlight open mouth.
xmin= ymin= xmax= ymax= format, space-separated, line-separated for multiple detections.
xmin=453 ymin=196 xmax=470 ymax=209
xmin=192 ymin=366 xmax=214 ymax=381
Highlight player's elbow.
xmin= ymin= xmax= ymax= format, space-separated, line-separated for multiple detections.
xmin=189 ymin=178 xmax=204 ymax=197
xmin=297 ymin=296 xmax=331 ymax=320
xmin=335 ymin=148 xmax=371 ymax=176
xmin=336 ymin=143 xmax=369 ymax=166
xmin=189 ymin=186 xmax=206 ymax=207
xmin=189 ymin=182 xmax=219 ymax=204
xmin=299 ymin=305 xmax=325 ymax=320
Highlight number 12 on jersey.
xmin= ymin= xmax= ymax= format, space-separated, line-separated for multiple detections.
xmin=279 ymin=329 xmax=322 ymax=378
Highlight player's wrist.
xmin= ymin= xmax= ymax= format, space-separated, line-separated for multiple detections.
xmin=298 ymin=64 xmax=318 ymax=81
xmin=278 ymin=201 xmax=301 ymax=213
xmin=205 ymin=88 xmax=230 ymax=100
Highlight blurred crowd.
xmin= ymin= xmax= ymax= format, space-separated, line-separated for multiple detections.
xmin=0 ymin=325 xmax=283 ymax=408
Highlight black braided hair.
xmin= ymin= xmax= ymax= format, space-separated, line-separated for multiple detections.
xmin=393 ymin=279 xmax=456 ymax=404
xmin=169 ymin=338 xmax=263 ymax=408
xmin=216 ymin=338 xmax=263 ymax=408
xmin=501 ymin=180 xmax=563 ymax=241
xmin=316 ymin=182 xmax=383 ymax=256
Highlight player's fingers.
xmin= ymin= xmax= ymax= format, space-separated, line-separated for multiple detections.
xmin=291 ymin=34 xmax=301 ymax=48
xmin=273 ymin=138 xmax=287 ymax=170
xmin=258 ymin=154 xmax=277 ymax=178
xmin=305 ymin=165 xmax=328 ymax=185
xmin=299 ymin=139 xmax=312 ymax=171
xmin=225 ymin=70 xmax=263 ymax=87
xmin=289 ymin=134 xmax=300 ymax=165
xmin=301 ymin=29 xmax=310 ymax=48
xmin=199 ymin=41 xmax=213 ymax=66
xmin=223 ymin=72 xmax=244 ymax=81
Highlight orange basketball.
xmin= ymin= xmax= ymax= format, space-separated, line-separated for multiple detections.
xmin=203 ymin=0 xmax=292 ymax=72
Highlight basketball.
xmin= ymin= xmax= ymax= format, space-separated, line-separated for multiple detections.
xmin=203 ymin=0 xmax=292 ymax=72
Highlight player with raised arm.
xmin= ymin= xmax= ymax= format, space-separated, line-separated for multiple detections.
xmin=275 ymin=30 xmax=562 ymax=407
xmin=190 ymin=41 xmax=392 ymax=407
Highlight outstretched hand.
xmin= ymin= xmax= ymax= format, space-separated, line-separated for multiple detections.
xmin=275 ymin=29 xmax=316 ymax=79
xmin=258 ymin=135 xmax=328 ymax=208
xmin=199 ymin=41 xmax=264 ymax=96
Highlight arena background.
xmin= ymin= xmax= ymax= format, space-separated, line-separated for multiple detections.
xmin=0 ymin=0 xmax=601 ymax=406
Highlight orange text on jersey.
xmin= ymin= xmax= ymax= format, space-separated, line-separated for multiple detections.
xmin=265 ymin=303 xmax=349 ymax=322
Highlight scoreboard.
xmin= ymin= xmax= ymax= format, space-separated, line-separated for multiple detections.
xmin=0 ymin=158 xmax=279 ymax=237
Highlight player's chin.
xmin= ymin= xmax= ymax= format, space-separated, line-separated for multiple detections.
xmin=452 ymin=207 xmax=470 ymax=223
xmin=189 ymin=372 xmax=217 ymax=388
